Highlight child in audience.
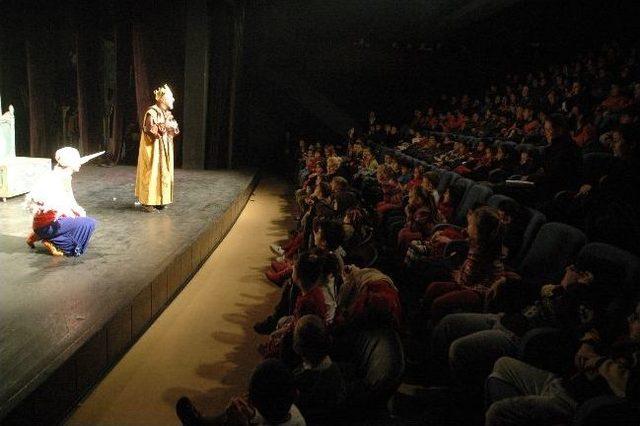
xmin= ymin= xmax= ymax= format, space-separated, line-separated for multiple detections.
xmin=421 ymin=171 xmax=441 ymax=203
xmin=295 ymin=160 xmax=326 ymax=214
xmin=397 ymin=161 xmax=412 ymax=187
xmin=471 ymin=145 xmax=497 ymax=180
xmin=496 ymin=197 xmax=531 ymax=266
xmin=490 ymin=144 xmax=516 ymax=180
xmin=454 ymin=141 xmax=489 ymax=176
xmin=423 ymin=206 xmax=505 ymax=322
xmin=335 ymin=264 xmax=402 ymax=332
xmin=407 ymin=165 xmax=424 ymax=190
xmin=388 ymin=155 xmax=401 ymax=175
xmin=436 ymin=184 xmax=465 ymax=223
xmin=329 ymin=176 xmax=359 ymax=217
xmin=176 ymin=359 xmax=306 ymax=426
xmin=260 ymin=250 xmax=342 ymax=360
xmin=260 ymin=221 xmax=344 ymax=332
xmin=397 ymin=187 xmax=440 ymax=256
xmin=304 ymin=181 xmax=334 ymax=220
xmin=292 ymin=315 xmax=347 ymax=423
xmin=514 ymin=147 xmax=537 ymax=177
xmin=375 ymin=165 xmax=403 ymax=216
xmin=341 ymin=207 xmax=368 ymax=253
xmin=267 ymin=216 xmax=343 ymax=286
xmin=360 ymin=147 xmax=379 ymax=174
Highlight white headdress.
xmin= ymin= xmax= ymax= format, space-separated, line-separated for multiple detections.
xmin=154 ymin=84 xmax=174 ymax=102
xmin=24 ymin=148 xmax=103 ymax=216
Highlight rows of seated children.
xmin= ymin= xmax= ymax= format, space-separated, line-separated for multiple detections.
xmin=174 ymin=42 xmax=640 ymax=426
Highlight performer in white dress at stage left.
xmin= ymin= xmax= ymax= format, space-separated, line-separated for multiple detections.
xmin=24 ymin=147 xmax=104 ymax=256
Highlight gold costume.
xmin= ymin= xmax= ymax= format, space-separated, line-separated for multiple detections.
xmin=135 ymin=104 xmax=178 ymax=206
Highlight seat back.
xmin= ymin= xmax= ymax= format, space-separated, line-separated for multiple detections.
xmin=515 ymin=208 xmax=547 ymax=266
xmin=418 ymin=160 xmax=433 ymax=171
xmin=452 ymin=183 xmax=493 ymax=225
xmin=582 ymin=152 xmax=614 ymax=183
xmin=346 ymin=243 xmax=379 ymax=269
xmin=518 ymin=222 xmax=587 ymax=283
xmin=488 ymin=194 xmax=547 ymax=266
xmin=574 ymin=395 xmax=640 ymax=426
xmin=436 ymin=170 xmax=460 ymax=194
xmin=487 ymin=194 xmax=514 ymax=209
xmin=499 ymin=141 xmax=518 ymax=151
xmin=576 ymin=242 xmax=640 ymax=297
xmin=347 ymin=328 xmax=405 ymax=409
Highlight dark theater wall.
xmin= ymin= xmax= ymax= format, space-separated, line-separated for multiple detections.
xmin=236 ymin=0 xmax=640 ymax=168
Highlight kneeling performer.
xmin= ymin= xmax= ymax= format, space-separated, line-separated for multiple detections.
xmin=25 ymin=147 xmax=103 ymax=256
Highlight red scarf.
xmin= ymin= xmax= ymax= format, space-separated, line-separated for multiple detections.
xmin=33 ymin=210 xmax=61 ymax=230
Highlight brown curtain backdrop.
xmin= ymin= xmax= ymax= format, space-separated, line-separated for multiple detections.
xmin=108 ymin=24 xmax=132 ymax=164
xmin=132 ymin=24 xmax=152 ymax=128
xmin=132 ymin=17 xmax=185 ymax=167
xmin=25 ymin=39 xmax=52 ymax=158
xmin=206 ymin=1 xmax=234 ymax=169
xmin=75 ymin=29 xmax=103 ymax=156
xmin=227 ymin=6 xmax=245 ymax=168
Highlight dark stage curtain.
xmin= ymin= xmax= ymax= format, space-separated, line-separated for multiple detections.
xmin=75 ymin=28 xmax=103 ymax=156
xmin=206 ymin=1 xmax=233 ymax=169
xmin=227 ymin=6 xmax=245 ymax=168
xmin=132 ymin=24 xmax=152 ymax=128
xmin=131 ymin=19 xmax=185 ymax=167
xmin=204 ymin=1 xmax=246 ymax=169
xmin=25 ymin=39 xmax=53 ymax=158
xmin=108 ymin=24 xmax=133 ymax=164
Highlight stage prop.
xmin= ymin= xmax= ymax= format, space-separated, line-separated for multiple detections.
xmin=0 ymin=96 xmax=52 ymax=201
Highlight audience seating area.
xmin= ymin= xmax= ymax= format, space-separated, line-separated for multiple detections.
xmin=176 ymin=42 xmax=640 ymax=426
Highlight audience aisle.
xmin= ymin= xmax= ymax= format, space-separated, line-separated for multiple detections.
xmin=66 ymin=176 xmax=294 ymax=426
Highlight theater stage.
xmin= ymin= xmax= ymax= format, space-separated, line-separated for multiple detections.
xmin=0 ymin=166 xmax=259 ymax=423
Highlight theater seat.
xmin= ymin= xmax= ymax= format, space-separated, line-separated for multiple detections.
xmin=519 ymin=242 xmax=640 ymax=379
xmin=513 ymin=208 xmax=547 ymax=266
xmin=573 ymin=395 xmax=640 ymax=426
xmin=486 ymin=194 xmax=547 ymax=266
xmin=582 ymin=152 xmax=614 ymax=183
xmin=499 ymin=141 xmax=518 ymax=151
xmin=486 ymin=194 xmax=513 ymax=209
xmin=452 ymin=183 xmax=493 ymax=225
xmin=436 ymin=170 xmax=460 ymax=194
xmin=518 ymin=222 xmax=587 ymax=286
xmin=340 ymin=327 xmax=405 ymax=413
xmin=518 ymin=327 xmax=576 ymax=375
xmin=346 ymin=243 xmax=379 ymax=269
xmin=576 ymin=242 xmax=640 ymax=297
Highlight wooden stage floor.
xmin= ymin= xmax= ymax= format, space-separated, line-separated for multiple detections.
xmin=0 ymin=165 xmax=258 ymax=423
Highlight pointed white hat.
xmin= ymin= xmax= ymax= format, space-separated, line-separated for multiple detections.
xmin=55 ymin=147 xmax=105 ymax=168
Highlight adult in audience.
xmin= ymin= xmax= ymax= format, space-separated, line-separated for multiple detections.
xmin=432 ymin=259 xmax=619 ymax=390
xmin=485 ymin=301 xmax=640 ymax=426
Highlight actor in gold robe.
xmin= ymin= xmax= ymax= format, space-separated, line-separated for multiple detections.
xmin=135 ymin=84 xmax=179 ymax=212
